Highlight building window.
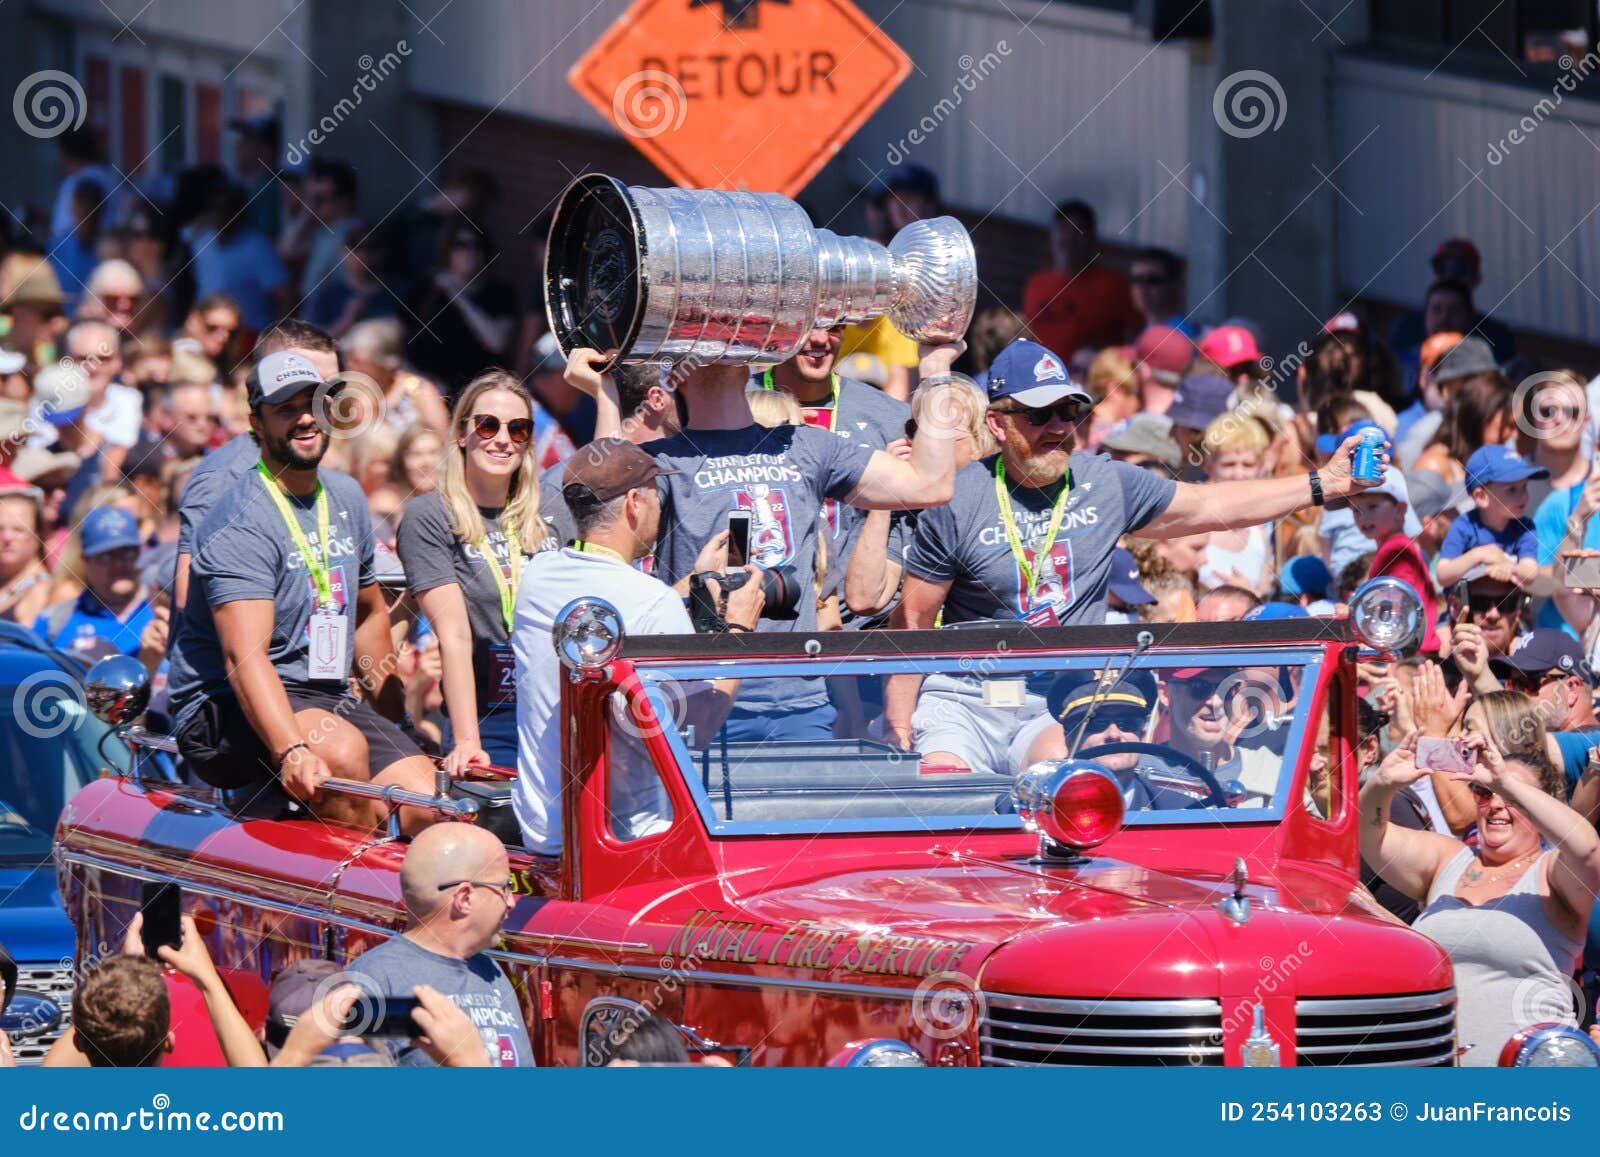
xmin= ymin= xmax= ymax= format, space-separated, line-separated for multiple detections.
xmin=1370 ymin=0 xmax=1595 ymax=72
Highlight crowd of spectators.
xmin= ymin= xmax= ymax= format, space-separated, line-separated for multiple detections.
xmin=6 ymin=129 xmax=1600 ymax=1066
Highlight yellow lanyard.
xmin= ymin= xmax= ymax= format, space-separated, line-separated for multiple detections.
xmin=574 ymin=540 xmax=629 ymax=565
xmin=761 ymin=368 xmax=840 ymax=431
xmin=255 ymin=462 xmax=333 ymax=608
xmin=479 ymin=524 xmax=523 ymax=633
xmin=993 ymin=458 xmax=1071 ymax=600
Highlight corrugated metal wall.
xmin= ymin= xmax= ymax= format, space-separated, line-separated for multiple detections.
xmin=32 ymin=0 xmax=289 ymax=52
xmin=1335 ymin=55 xmax=1600 ymax=344
xmin=408 ymin=0 xmax=1189 ymax=248
xmin=849 ymin=0 xmax=1189 ymax=250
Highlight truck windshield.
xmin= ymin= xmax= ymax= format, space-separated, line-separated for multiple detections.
xmin=0 ymin=676 xmax=121 ymax=865
xmin=631 ymin=648 xmax=1325 ymax=836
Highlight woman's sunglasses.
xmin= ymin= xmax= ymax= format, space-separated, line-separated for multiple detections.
xmin=471 ymin=414 xmax=534 ymax=445
xmin=1468 ymin=783 xmax=1496 ymax=802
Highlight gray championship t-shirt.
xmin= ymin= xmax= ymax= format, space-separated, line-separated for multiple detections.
xmin=166 ymin=467 xmax=375 ymax=726
xmin=345 ymin=934 xmax=532 ymax=1067
xmin=904 ymin=452 xmax=1175 ymax=624
xmin=644 ymin=423 xmax=875 ymax=711
xmin=798 ymin=377 xmax=909 ymax=627
xmin=538 ymin=458 xmax=579 ymax=549
xmin=176 ymin=432 xmax=259 ymax=554
xmin=395 ymin=490 xmax=546 ymax=714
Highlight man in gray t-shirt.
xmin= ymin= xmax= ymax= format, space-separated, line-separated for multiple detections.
xmin=345 ymin=824 xmax=532 ymax=1067
xmin=755 ymin=325 xmax=911 ymax=628
xmin=166 ymin=351 xmax=435 ymax=824
xmin=886 ymin=337 xmax=1389 ymax=775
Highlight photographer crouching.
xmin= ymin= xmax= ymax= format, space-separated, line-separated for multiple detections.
xmin=511 ymin=438 xmax=764 ymax=854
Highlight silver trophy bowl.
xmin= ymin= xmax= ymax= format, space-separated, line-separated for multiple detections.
xmin=544 ymin=174 xmax=976 ymax=369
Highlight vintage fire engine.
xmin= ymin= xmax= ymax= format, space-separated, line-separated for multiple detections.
xmin=57 ymin=581 xmax=1482 ymax=1066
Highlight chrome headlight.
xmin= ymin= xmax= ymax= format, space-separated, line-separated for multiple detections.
xmin=553 ymin=597 xmax=626 ymax=671
xmin=829 ymin=1039 xmax=926 ymax=1067
xmin=1349 ymin=577 xmax=1422 ymax=653
xmin=83 ymin=654 xmax=150 ymax=726
xmin=1500 ymin=1024 xmax=1600 ymax=1067
xmin=1014 ymin=761 xmax=1125 ymax=851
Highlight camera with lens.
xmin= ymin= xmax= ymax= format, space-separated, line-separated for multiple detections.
xmin=687 ymin=567 xmax=802 ymax=632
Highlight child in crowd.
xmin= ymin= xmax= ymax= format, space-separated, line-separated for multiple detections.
xmin=1435 ymin=444 xmax=1545 ymax=589
xmin=1196 ymin=414 xmax=1274 ymax=595
xmin=1348 ymin=471 xmax=1440 ymax=652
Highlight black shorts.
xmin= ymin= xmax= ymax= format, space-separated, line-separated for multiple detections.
xmin=176 ymin=686 xmax=424 ymax=790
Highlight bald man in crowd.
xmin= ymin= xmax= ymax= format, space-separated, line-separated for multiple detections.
xmin=344 ymin=824 xmax=531 ymax=1066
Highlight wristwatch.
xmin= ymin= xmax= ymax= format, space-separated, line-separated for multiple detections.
xmin=1308 ymin=470 xmax=1325 ymax=507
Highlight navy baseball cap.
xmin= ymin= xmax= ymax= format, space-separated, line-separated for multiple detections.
xmin=1108 ymin=547 xmax=1155 ymax=606
xmin=1279 ymin=555 xmax=1332 ymax=600
xmin=1165 ymin=374 xmax=1233 ymax=433
xmin=986 ymin=340 xmax=1092 ymax=409
xmin=1490 ymin=629 xmax=1592 ymax=684
xmin=247 ymin=351 xmax=326 ymax=409
xmin=874 ymin=163 xmax=940 ymax=203
xmin=1314 ymin=418 xmax=1385 ymax=456
xmin=1464 ymin=444 xmax=1548 ymax=492
xmin=80 ymin=506 xmax=143 ymax=557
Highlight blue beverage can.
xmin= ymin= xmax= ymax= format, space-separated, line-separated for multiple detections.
xmin=1352 ymin=427 xmax=1386 ymax=482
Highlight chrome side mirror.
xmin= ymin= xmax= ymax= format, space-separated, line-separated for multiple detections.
xmin=84 ymin=655 xmax=151 ymax=727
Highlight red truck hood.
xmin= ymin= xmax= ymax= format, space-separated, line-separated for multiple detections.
xmin=722 ymin=851 xmax=1451 ymax=999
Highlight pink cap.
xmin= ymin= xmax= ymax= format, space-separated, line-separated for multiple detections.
xmin=1198 ymin=325 xmax=1261 ymax=367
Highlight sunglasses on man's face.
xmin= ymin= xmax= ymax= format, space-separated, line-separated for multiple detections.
xmin=1467 ymin=591 xmax=1524 ymax=618
xmin=471 ymin=414 xmax=534 ymax=445
xmin=993 ymin=400 xmax=1091 ymax=427
xmin=1503 ymin=669 xmax=1564 ymax=694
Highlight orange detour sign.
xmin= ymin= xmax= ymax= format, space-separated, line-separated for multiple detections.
xmin=569 ymin=0 xmax=912 ymax=197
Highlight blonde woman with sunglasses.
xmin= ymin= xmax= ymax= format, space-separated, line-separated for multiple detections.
xmin=396 ymin=371 xmax=552 ymax=775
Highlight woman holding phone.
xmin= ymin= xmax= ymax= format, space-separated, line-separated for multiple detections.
xmin=1361 ymin=730 xmax=1600 ymax=1064
xmin=396 ymin=372 xmax=553 ymax=775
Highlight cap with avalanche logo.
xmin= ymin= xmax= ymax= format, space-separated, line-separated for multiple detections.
xmin=80 ymin=506 xmax=144 ymax=557
xmin=247 ymin=350 xmax=327 ymax=409
xmin=985 ymin=339 xmax=1093 ymax=409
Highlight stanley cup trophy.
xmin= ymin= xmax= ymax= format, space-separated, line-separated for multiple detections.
xmin=544 ymin=173 xmax=977 ymax=370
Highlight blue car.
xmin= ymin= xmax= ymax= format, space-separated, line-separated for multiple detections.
xmin=0 ymin=621 xmax=135 ymax=1064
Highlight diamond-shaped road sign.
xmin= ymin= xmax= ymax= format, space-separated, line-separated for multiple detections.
xmin=569 ymin=0 xmax=912 ymax=196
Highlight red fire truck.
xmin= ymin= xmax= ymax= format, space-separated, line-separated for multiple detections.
xmin=57 ymin=585 xmax=1477 ymax=1066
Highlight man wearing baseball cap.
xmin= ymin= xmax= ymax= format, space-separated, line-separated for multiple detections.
xmin=1489 ymin=629 xmax=1600 ymax=788
xmin=173 ymin=320 xmax=344 ymax=612
xmin=887 ymin=336 xmax=1391 ymax=775
xmin=165 ymin=342 xmax=435 ymax=829
xmin=33 ymin=505 xmax=156 ymax=659
xmin=1131 ymin=325 xmax=1195 ymax=415
xmin=511 ymin=438 xmax=765 ymax=854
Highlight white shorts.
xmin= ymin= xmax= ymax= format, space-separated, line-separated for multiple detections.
xmin=911 ymin=673 xmax=1049 ymax=778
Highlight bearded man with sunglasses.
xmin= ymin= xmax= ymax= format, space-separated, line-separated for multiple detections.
xmin=885 ymin=338 xmax=1386 ymax=773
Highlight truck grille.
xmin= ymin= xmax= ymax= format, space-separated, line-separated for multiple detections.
xmin=981 ymin=995 xmax=1224 ymax=1066
xmin=8 ymin=962 xmax=75 ymax=1066
xmin=1295 ymin=990 xmax=1456 ymax=1067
